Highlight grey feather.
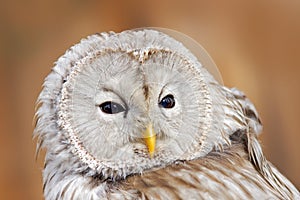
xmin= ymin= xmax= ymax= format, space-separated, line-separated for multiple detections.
xmin=34 ymin=29 xmax=299 ymax=200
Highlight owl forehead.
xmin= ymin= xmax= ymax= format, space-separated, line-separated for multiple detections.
xmin=66 ymin=29 xmax=207 ymax=96
xmin=73 ymin=49 xmax=200 ymax=101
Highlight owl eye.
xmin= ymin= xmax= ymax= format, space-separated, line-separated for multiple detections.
xmin=99 ymin=101 xmax=125 ymax=114
xmin=159 ymin=94 xmax=175 ymax=109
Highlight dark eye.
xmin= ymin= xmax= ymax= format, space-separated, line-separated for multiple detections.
xmin=99 ymin=101 xmax=125 ymax=114
xmin=159 ymin=94 xmax=175 ymax=109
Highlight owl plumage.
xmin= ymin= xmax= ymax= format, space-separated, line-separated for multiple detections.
xmin=34 ymin=29 xmax=299 ymax=199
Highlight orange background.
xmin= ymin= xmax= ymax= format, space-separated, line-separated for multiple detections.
xmin=0 ymin=1 xmax=299 ymax=199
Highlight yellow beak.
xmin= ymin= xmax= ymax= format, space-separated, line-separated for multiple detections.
xmin=143 ymin=123 xmax=156 ymax=158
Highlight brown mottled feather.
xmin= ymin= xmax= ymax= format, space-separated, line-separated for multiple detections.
xmin=108 ymin=143 xmax=293 ymax=199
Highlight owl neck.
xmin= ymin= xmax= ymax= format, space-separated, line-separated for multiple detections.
xmin=42 ymin=151 xmax=110 ymax=199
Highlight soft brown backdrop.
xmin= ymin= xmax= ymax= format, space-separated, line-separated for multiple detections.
xmin=0 ymin=0 xmax=299 ymax=199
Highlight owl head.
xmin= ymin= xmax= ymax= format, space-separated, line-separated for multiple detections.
xmin=34 ymin=29 xmax=261 ymax=181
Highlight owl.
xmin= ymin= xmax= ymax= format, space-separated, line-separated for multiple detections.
xmin=34 ymin=28 xmax=299 ymax=199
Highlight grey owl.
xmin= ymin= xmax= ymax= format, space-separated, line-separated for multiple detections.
xmin=34 ymin=28 xmax=299 ymax=199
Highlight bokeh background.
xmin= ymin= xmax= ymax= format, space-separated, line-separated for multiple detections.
xmin=0 ymin=0 xmax=299 ymax=199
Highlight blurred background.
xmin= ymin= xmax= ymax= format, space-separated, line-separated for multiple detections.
xmin=0 ymin=0 xmax=299 ymax=199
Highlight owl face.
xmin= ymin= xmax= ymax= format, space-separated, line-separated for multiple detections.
xmin=59 ymin=47 xmax=211 ymax=175
xmin=37 ymin=29 xmax=240 ymax=179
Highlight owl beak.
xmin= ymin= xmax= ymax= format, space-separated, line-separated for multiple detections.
xmin=143 ymin=123 xmax=156 ymax=158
